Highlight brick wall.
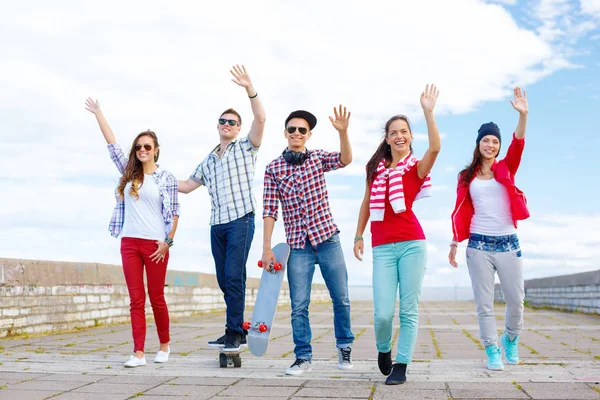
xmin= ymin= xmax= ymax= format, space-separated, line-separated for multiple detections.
xmin=0 ymin=258 xmax=330 ymax=337
xmin=494 ymin=269 xmax=600 ymax=314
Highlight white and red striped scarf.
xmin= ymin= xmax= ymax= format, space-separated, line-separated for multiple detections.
xmin=369 ymin=154 xmax=432 ymax=222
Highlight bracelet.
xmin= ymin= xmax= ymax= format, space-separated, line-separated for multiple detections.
xmin=165 ymin=237 xmax=174 ymax=247
xmin=249 ymin=92 xmax=258 ymax=99
xmin=354 ymin=236 xmax=363 ymax=243
xmin=449 ymin=241 xmax=458 ymax=247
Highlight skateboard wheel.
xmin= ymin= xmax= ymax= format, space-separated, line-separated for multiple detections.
xmin=274 ymin=262 xmax=282 ymax=271
xmin=233 ymin=355 xmax=242 ymax=368
xmin=258 ymin=323 xmax=268 ymax=333
xmin=257 ymin=260 xmax=263 ymax=268
xmin=219 ymin=353 xmax=227 ymax=368
xmin=242 ymin=321 xmax=251 ymax=330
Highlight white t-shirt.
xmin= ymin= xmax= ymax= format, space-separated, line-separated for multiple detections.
xmin=122 ymin=174 xmax=165 ymax=240
xmin=469 ymin=177 xmax=516 ymax=236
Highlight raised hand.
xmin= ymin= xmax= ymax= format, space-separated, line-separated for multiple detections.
xmin=230 ymin=64 xmax=253 ymax=89
xmin=510 ymin=87 xmax=528 ymax=115
xmin=328 ymin=104 xmax=351 ymax=133
xmin=420 ymin=84 xmax=439 ymax=112
xmin=84 ymin=98 xmax=101 ymax=115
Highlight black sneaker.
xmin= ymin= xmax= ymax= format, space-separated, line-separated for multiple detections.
xmin=378 ymin=351 xmax=392 ymax=375
xmin=208 ymin=334 xmax=227 ymax=348
xmin=222 ymin=333 xmax=242 ymax=353
xmin=208 ymin=333 xmax=247 ymax=348
xmin=385 ymin=363 xmax=407 ymax=385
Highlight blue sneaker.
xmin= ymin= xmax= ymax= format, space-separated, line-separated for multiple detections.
xmin=485 ymin=345 xmax=504 ymax=371
xmin=500 ymin=333 xmax=519 ymax=364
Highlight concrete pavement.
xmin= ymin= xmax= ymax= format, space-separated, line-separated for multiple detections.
xmin=1 ymin=300 xmax=599 ymax=399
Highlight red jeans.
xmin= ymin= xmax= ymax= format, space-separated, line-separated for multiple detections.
xmin=121 ymin=237 xmax=170 ymax=352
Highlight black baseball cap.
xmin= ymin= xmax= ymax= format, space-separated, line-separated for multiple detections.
xmin=285 ymin=110 xmax=317 ymax=130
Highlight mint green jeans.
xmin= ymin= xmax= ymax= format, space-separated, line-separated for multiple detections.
xmin=372 ymin=240 xmax=427 ymax=364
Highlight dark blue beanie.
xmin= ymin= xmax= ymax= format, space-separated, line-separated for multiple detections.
xmin=476 ymin=122 xmax=501 ymax=144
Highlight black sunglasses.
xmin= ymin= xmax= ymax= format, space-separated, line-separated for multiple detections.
xmin=286 ymin=126 xmax=308 ymax=135
xmin=219 ymin=118 xmax=239 ymax=126
xmin=134 ymin=144 xmax=152 ymax=151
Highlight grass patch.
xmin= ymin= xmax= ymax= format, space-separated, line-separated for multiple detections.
xmin=34 ymin=348 xmax=46 ymax=354
xmin=329 ymin=375 xmax=342 ymax=378
xmin=429 ymin=329 xmax=443 ymax=359
xmin=594 ymin=355 xmax=600 ymax=361
xmin=281 ymin=350 xmax=294 ymax=358
xmin=368 ymin=384 xmax=376 ymax=400
xmin=530 ymin=329 xmax=551 ymax=340
xmin=65 ymin=343 xmax=76 ymax=347
xmin=520 ymin=342 xmax=539 ymax=355
xmin=511 ymin=380 xmax=523 ymax=390
xmin=462 ymin=329 xmax=484 ymax=351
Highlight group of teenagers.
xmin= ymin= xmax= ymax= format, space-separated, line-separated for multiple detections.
xmin=85 ymin=65 xmax=530 ymax=386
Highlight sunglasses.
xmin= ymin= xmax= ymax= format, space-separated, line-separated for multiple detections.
xmin=286 ymin=126 xmax=308 ymax=135
xmin=134 ymin=144 xmax=153 ymax=151
xmin=219 ymin=118 xmax=239 ymax=126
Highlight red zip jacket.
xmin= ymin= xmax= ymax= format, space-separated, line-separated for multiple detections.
xmin=451 ymin=133 xmax=530 ymax=242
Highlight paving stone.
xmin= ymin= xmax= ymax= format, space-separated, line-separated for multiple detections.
xmin=519 ymin=382 xmax=600 ymax=399
xmin=0 ymin=390 xmax=61 ymax=400
xmin=70 ymin=382 xmax=156 ymax=394
xmin=373 ymin=386 xmax=451 ymax=400
xmin=170 ymin=376 xmax=239 ymax=386
xmin=143 ymin=383 xmax=226 ymax=397
xmin=295 ymin=387 xmax=373 ymax=398
xmin=52 ymin=393 xmax=130 ymax=400
xmin=218 ymin=385 xmax=297 ymax=397
xmin=7 ymin=379 xmax=89 ymax=391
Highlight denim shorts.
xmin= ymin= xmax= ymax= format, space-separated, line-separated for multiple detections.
xmin=467 ymin=233 xmax=521 ymax=256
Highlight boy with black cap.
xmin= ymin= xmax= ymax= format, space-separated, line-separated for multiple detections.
xmin=178 ymin=65 xmax=266 ymax=352
xmin=261 ymin=105 xmax=355 ymax=375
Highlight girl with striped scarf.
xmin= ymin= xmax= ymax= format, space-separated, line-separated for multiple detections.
xmin=353 ymin=84 xmax=441 ymax=385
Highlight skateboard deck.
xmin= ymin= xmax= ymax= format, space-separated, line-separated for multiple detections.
xmin=245 ymin=242 xmax=290 ymax=357
xmin=218 ymin=349 xmax=241 ymax=368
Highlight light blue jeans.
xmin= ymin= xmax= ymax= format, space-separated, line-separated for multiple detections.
xmin=372 ymin=240 xmax=427 ymax=364
xmin=287 ymin=233 xmax=354 ymax=361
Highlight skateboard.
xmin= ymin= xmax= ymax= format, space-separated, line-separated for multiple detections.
xmin=244 ymin=242 xmax=290 ymax=357
xmin=218 ymin=349 xmax=241 ymax=368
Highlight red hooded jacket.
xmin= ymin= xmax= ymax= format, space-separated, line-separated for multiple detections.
xmin=451 ymin=133 xmax=530 ymax=242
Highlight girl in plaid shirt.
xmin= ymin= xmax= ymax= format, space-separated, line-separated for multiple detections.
xmin=85 ymin=98 xmax=179 ymax=368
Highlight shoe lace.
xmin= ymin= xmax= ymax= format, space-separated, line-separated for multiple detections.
xmin=506 ymin=337 xmax=518 ymax=357
xmin=340 ymin=347 xmax=352 ymax=363
xmin=292 ymin=358 xmax=308 ymax=368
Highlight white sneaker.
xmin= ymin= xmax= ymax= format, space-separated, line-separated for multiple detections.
xmin=154 ymin=347 xmax=171 ymax=363
xmin=337 ymin=347 xmax=353 ymax=370
xmin=124 ymin=355 xmax=147 ymax=368
xmin=285 ymin=358 xmax=312 ymax=376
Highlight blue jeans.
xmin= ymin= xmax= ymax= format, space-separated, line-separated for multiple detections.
xmin=287 ymin=233 xmax=354 ymax=360
xmin=372 ymin=240 xmax=427 ymax=364
xmin=210 ymin=213 xmax=255 ymax=335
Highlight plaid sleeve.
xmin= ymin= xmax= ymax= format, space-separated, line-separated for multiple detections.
xmin=190 ymin=163 xmax=205 ymax=185
xmin=165 ymin=172 xmax=180 ymax=217
xmin=316 ymin=149 xmax=345 ymax=173
xmin=107 ymin=143 xmax=128 ymax=174
xmin=262 ymin=166 xmax=279 ymax=220
xmin=240 ymin=134 xmax=259 ymax=155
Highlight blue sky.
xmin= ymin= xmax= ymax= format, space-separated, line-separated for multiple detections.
xmin=0 ymin=0 xmax=598 ymax=287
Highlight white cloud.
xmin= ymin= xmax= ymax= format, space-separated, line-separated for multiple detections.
xmin=0 ymin=0 xmax=598 ymax=288
xmin=581 ymin=0 xmax=600 ymax=17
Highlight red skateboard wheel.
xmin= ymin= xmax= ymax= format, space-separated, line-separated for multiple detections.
xmin=274 ymin=262 xmax=282 ymax=271
xmin=258 ymin=323 xmax=268 ymax=333
xmin=257 ymin=260 xmax=263 ymax=268
xmin=242 ymin=321 xmax=251 ymax=330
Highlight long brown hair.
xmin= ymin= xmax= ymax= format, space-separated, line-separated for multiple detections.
xmin=458 ymin=139 xmax=501 ymax=187
xmin=117 ymin=130 xmax=160 ymax=200
xmin=365 ymin=115 xmax=414 ymax=184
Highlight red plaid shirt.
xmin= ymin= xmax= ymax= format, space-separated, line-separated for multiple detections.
xmin=263 ymin=150 xmax=346 ymax=249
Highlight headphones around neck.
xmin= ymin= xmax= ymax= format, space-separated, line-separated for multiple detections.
xmin=282 ymin=148 xmax=309 ymax=166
